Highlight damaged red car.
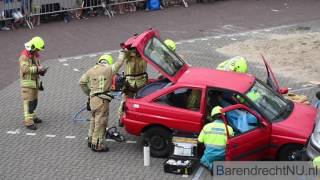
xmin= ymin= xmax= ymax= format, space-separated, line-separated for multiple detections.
xmin=119 ymin=29 xmax=319 ymax=160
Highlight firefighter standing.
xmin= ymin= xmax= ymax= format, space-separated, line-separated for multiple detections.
xmin=79 ymin=53 xmax=124 ymax=152
xmin=19 ymin=36 xmax=47 ymax=130
xmin=198 ymin=106 xmax=234 ymax=171
xmin=118 ymin=48 xmax=147 ymax=125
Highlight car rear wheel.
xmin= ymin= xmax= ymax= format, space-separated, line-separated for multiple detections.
xmin=144 ymin=127 xmax=172 ymax=158
xmin=278 ymin=144 xmax=304 ymax=161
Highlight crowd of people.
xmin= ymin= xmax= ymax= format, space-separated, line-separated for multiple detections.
xmin=0 ymin=0 xmax=190 ymax=31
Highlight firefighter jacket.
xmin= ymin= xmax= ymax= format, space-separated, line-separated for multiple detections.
xmin=79 ymin=57 xmax=124 ymax=97
xmin=19 ymin=49 xmax=40 ymax=89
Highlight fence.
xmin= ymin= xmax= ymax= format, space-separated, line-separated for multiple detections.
xmin=0 ymin=0 xmax=149 ymax=29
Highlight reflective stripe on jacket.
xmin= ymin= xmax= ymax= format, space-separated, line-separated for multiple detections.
xmin=198 ymin=120 xmax=234 ymax=147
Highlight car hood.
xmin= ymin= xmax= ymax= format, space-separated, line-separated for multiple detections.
xmin=272 ymin=102 xmax=317 ymax=140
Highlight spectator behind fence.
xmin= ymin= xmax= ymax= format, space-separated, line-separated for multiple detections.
xmin=1 ymin=0 xmax=24 ymax=29
xmin=0 ymin=1 xmax=10 ymax=30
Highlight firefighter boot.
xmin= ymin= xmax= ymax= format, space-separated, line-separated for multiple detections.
xmin=26 ymin=124 xmax=37 ymax=130
xmin=91 ymin=139 xmax=109 ymax=152
xmin=33 ymin=117 xmax=42 ymax=123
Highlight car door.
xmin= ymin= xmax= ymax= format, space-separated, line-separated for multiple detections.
xmin=142 ymin=87 xmax=205 ymax=133
xmin=221 ymin=104 xmax=271 ymax=161
xmin=121 ymin=29 xmax=190 ymax=83
xmin=261 ymin=54 xmax=288 ymax=94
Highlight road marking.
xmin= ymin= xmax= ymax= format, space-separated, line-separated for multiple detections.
xmin=213 ymin=36 xmax=221 ymax=39
xmin=182 ymin=174 xmax=189 ymax=178
xmin=192 ymin=167 xmax=204 ymax=180
xmin=65 ymin=136 xmax=76 ymax=139
xmin=7 ymin=130 xmax=19 ymax=134
xmin=89 ymin=54 xmax=97 ymax=57
xmin=264 ymin=29 xmax=271 ymax=32
xmin=72 ymin=68 xmax=80 ymax=72
xmin=271 ymin=9 xmax=280 ymax=12
xmin=187 ymin=40 xmax=195 ymax=43
xmin=58 ymin=59 xmax=67 ymax=62
xmin=74 ymin=56 xmax=82 ymax=60
xmin=200 ymin=38 xmax=208 ymax=41
xmin=63 ymin=63 xmax=69 ymax=66
xmin=302 ymin=84 xmax=315 ymax=87
xmin=289 ymin=86 xmax=319 ymax=93
xmin=231 ymin=38 xmax=237 ymax=41
xmin=26 ymin=133 xmax=36 ymax=136
xmin=176 ymin=42 xmax=182 ymax=45
xmin=126 ymin=140 xmax=137 ymax=144
xmin=46 ymin=135 xmax=56 ymax=138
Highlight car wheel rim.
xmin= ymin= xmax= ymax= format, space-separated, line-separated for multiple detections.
xmin=150 ymin=135 xmax=166 ymax=150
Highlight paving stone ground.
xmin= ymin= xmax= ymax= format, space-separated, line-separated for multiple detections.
xmin=0 ymin=20 xmax=319 ymax=180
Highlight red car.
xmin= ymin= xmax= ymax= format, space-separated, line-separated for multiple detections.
xmin=120 ymin=29 xmax=319 ymax=160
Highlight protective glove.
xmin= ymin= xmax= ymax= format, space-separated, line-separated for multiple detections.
xmin=38 ymin=66 xmax=48 ymax=76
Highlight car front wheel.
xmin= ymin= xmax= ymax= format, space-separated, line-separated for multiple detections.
xmin=278 ymin=144 xmax=304 ymax=161
xmin=144 ymin=127 xmax=172 ymax=158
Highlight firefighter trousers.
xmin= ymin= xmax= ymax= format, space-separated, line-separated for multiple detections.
xmin=89 ymin=96 xmax=109 ymax=147
xmin=21 ymin=87 xmax=38 ymax=126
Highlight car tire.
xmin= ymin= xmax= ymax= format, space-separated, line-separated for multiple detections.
xmin=144 ymin=127 xmax=172 ymax=158
xmin=277 ymin=144 xmax=304 ymax=161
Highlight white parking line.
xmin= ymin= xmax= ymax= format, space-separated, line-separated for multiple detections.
xmin=65 ymin=136 xmax=76 ymax=139
xmin=72 ymin=68 xmax=80 ymax=72
xmin=62 ymin=63 xmax=69 ymax=66
xmin=213 ymin=36 xmax=221 ymax=39
xmin=126 ymin=140 xmax=137 ymax=144
xmin=58 ymin=59 xmax=67 ymax=62
xmin=46 ymin=135 xmax=56 ymax=138
xmin=26 ymin=133 xmax=36 ymax=136
xmin=192 ymin=167 xmax=204 ymax=180
xmin=230 ymin=38 xmax=237 ymax=41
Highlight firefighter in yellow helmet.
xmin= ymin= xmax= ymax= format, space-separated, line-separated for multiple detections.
xmin=164 ymin=38 xmax=201 ymax=110
xmin=79 ymin=53 xmax=124 ymax=152
xmin=164 ymin=39 xmax=176 ymax=52
xmin=118 ymin=48 xmax=147 ymax=125
xmin=198 ymin=106 xmax=234 ymax=172
xmin=19 ymin=36 xmax=47 ymax=130
xmin=217 ymin=56 xmax=248 ymax=73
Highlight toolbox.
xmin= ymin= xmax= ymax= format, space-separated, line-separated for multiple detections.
xmin=163 ymin=133 xmax=199 ymax=175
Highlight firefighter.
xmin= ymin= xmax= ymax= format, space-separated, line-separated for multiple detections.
xmin=19 ymin=36 xmax=47 ymax=130
xmin=118 ymin=48 xmax=147 ymax=125
xmin=164 ymin=39 xmax=176 ymax=52
xmin=79 ymin=53 xmax=124 ymax=152
xmin=217 ymin=56 xmax=248 ymax=73
xmin=198 ymin=106 xmax=234 ymax=171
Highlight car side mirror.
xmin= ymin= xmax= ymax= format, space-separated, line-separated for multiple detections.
xmin=279 ymin=87 xmax=289 ymax=95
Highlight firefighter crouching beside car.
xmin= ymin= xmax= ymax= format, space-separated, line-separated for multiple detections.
xmin=19 ymin=36 xmax=47 ymax=130
xmin=79 ymin=53 xmax=124 ymax=152
xmin=198 ymin=106 xmax=234 ymax=172
xmin=118 ymin=48 xmax=148 ymax=125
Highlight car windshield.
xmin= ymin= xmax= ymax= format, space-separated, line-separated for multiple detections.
xmin=245 ymin=80 xmax=292 ymax=122
xmin=144 ymin=37 xmax=185 ymax=76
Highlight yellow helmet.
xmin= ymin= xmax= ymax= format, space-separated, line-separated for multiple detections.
xmin=98 ymin=54 xmax=113 ymax=65
xmin=232 ymin=56 xmax=248 ymax=73
xmin=164 ymin=39 xmax=176 ymax=51
xmin=211 ymin=106 xmax=223 ymax=117
xmin=29 ymin=36 xmax=45 ymax=51
xmin=246 ymin=89 xmax=261 ymax=102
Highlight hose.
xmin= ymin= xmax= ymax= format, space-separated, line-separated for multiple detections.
xmin=72 ymin=105 xmax=89 ymax=122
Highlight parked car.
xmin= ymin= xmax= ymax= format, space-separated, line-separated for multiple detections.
xmin=120 ymin=29 xmax=319 ymax=160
